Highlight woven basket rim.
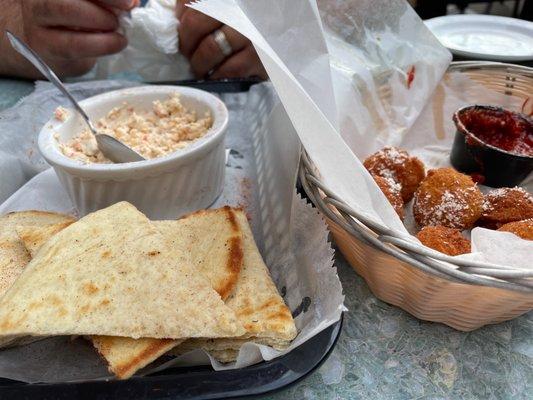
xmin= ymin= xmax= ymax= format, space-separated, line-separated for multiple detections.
xmin=300 ymin=61 xmax=533 ymax=294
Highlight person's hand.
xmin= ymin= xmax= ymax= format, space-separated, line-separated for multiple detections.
xmin=176 ymin=1 xmax=267 ymax=80
xmin=19 ymin=0 xmax=137 ymax=78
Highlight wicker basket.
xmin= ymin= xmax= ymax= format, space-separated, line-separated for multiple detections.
xmin=300 ymin=61 xmax=533 ymax=331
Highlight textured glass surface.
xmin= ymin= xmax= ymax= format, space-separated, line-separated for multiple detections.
xmin=260 ymin=253 xmax=532 ymax=399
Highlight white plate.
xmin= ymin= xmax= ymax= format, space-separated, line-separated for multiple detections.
xmin=425 ymin=15 xmax=533 ymax=61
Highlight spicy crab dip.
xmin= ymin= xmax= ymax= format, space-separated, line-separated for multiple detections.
xmin=56 ymin=94 xmax=212 ymax=163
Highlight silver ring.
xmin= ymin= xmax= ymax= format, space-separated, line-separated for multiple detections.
xmin=212 ymin=29 xmax=233 ymax=57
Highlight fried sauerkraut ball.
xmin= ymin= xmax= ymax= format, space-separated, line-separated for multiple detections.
xmin=372 ymin=175 xmax=404 ymax=219
xmin=363 ymin=146 xmax=425 ymax=202
xmin=417 ymin=226 xmax=471 ymax=256
xmin=479 ymin=187 xmax=533 ymax=229
xmin=413 ymin=167 xmax=483 ymax=230
xmin=498 ymin=218 xmax=533 ymax=241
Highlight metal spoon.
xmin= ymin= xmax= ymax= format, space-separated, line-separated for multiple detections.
xmin=6 ymin=31 xmax=145 ymax=163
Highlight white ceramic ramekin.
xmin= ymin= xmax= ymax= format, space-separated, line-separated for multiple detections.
xmin=39 ymin=86 xmax=228 ymax=219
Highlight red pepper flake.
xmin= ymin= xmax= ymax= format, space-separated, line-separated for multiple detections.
xmin=406 ymin=65 xmax=416 ymax=89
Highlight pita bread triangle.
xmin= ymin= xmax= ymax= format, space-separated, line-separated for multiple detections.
xmin=90 ymin=336 xmax=182 ymax=379
xmin=170 ymin=209 xmax=297 ymax=361
xmin=0 ymin=202 xmax=245 ymax=341
xmin=15 ymin=207 xmax=296 ymax=373
xmin=0 ymin=211 xmax=75 ymax=348
xmin=17 ymin=218 xmax=177 ymax=379
xmin=0 ymin=210 xmax=74 ymax=232
xmin=0 ymin=232 xmax=30 ymax=303
xmin=16 ymin=206 xmax=245 ymax=379
xmin=90 ymin=206 xmax=245 ymax=378
xmin=156 ymin=206 xmax=244 ymax=302
xmin=225 ymin=209 xmax=296 ymax=342
xmin=16 ymin=220 xmax=75 ymax=259
xmin=0 ymin=211 xmax=75 ymax=297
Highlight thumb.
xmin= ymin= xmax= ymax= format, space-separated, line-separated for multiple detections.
xmin=176 ymin=0 xmax=192 ymax=20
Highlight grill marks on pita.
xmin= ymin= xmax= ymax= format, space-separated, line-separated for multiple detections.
xmin=170 ymin=210 xmax=297 ymax=362
xmin=157 ymin=206 xmax=244 ymax=301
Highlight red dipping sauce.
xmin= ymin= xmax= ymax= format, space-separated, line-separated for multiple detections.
xmin=456 ymin=106 xmax=533 ymax=157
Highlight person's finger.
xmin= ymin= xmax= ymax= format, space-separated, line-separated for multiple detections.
xmin=95 ymin=0 xmax=138 ymax=11
xmin=178 ymin=8 xmax=223 ymax=58
xmin=210 ymin=46 xmax=267 ymax=80
xmin=52 ymin=58 xmax=99 ymax=77
xmin=94 ymin=0 xmax=138 ymax=16
xmin=190 ymin=26 xmax=249 ymax=79
xmin=32 ymin=0 xmax=119 ymax=32
xmin=176 ymin=0 xmax=189 ymax=19
xmin=43 ymin=29 xmax=127 ymax=59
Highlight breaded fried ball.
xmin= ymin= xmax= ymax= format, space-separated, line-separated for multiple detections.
xmin=372 ymin=175 xmax=404 ymax=220
xmin=479 ymin=187 xmax=533 ymax=229
xmin=363 ymin=146 xmax=425 ymax=202
xmin=413 ymin=167 xmax=483 ymax=230
xmin=417 ymin=226 xmax=471 ymax=256
xmin=498 ymin=218 xmax=533 ymax=241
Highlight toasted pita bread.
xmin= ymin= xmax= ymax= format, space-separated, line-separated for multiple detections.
xmin=0 ymin=210 xmax=74 ymax=231
xmin=170 ymin=209 xmax=297 ymax=360
xmin=17 ymin=219 xmax=178 ymax=378
xmin=209 ymin=349 xmax=238 ymax=363
xmin=0 ymin=211 xmax=75 ymax=297
xmin=90 ymin=336 xmax=183 ymax=379
xmin=156 ymin=206 xmax=243 ymax=301
xmin=16 ymin=221 xmax=75 ymax=258
xmin=0 ymin=211 xmax=75 ymax=348
xmin=165 ymin=346 xmax=240 ymax=363
xmin=16 ymin=207 xmax=294 ymax=375
xmin=226 ymin=210 xmax=296 ymax=343
xmin=0 ymin=236 xmax=30 ymax=349
xmin=0 ymin=212 xmax=76 ymax=304
xmin=16 ymin=205 xmax=246 ymax=379
xmin=0 ymin=236 xmax=29 ymax=303
xmin=0 ymin=202 xmax=245 ymax=341
xmin=90 ymin=207 xmax=245 ymax=378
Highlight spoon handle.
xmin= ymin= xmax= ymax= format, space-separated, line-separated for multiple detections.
xmin=6 ymin=31 xmax=96 ymax=132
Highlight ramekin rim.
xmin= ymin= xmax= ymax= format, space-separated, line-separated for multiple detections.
xmin=38 ymin=85 xmax=229 ymax=173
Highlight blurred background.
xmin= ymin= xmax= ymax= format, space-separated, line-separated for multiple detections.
xmin=410 ymin=0 xmax=531 ymax=20
xmin=138 ymin=1 xmax=532 ymax=19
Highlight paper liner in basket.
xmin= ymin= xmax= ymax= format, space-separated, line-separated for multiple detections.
xmin=190 ymin=0 xmax=449 ymax=235
xmin=192 ymin=0 xmax=533 ymax=270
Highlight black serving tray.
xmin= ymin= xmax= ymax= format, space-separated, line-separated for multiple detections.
xmin=0 ymin=316 xmax=342 ymax=400
xmin=151 ymin=77 xmax=263 ymax=93
xmin=0 ymin=79 xmax=342 ymax=399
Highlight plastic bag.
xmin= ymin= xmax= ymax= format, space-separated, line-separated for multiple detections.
xmin=94 ymin=0 xmax=192 ymax=81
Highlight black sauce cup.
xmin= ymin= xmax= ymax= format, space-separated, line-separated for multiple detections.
xmin=451 ymin=105 xmax=533 ymax=188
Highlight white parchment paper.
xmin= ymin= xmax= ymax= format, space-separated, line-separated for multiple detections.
xmin=0 ymin=82 xmax=343 ymax=382
xmin=190 ymin=0 xmax=451 ymax=237
xmin=192 ymin=0 xmax=532 ymax=269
